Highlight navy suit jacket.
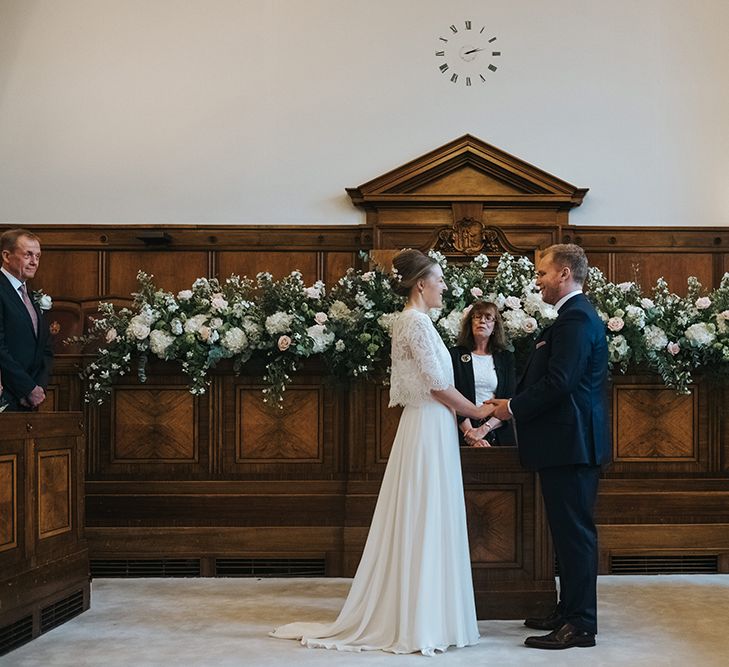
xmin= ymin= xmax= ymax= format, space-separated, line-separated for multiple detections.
xmin=449 ymin=345 xmax=516 ymax=446
xmin=0 ymin=272 xmax=53 ymax=410
xmin=510 ymin=293 xmax=610 ymax=470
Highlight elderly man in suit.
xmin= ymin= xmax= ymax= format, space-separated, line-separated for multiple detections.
xmin=0 ymin=228 xmax=53 ymax=411
xmin=488 ymin=243 xmax=610 ymax=650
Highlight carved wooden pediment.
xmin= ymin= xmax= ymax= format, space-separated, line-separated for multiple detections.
xmin=347 ymin=134 xmax=587 ymax=209
xmin=435 ymin=218 xmax=523 ymax=257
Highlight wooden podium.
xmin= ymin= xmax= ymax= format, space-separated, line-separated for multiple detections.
xmin=0 ymin=412 xmax=89 ymax=656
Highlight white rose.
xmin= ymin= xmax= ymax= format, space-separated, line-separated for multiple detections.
xmin=695 ymin=296 xmax=711 ymax=310
xmin=505 ymin=296 xmax=522 ymax=310
xmin=177 ymin=290 xmax=193 ymax=301
xmin=314 ymin=311 xmax=328 ymax=325
xmin=105 ymin=328 xmax=118 ymax=343
xmin=128 ymin=316 xmax=150 ymax=340
xmin=640 ymin=298 xmax=655 ymax=309
xmin=521 ymin=317 xmax=538 ymax=334
xmin=38 ymin=294 xmax=53 ymax=311
xmin=210 ymin=293 xmax=229 ymax=312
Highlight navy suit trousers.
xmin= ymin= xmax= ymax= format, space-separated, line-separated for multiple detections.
xmin=539 ymin=464 xmax=601 ymax=634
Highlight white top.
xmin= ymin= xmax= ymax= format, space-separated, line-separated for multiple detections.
xmin=471 ymin=353 xmax=498 ymax=405
xmin=388 ymin=309 xmax=453 ymax=407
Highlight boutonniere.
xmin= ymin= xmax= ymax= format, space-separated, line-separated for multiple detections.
xmin=460 ymin=353 xmax=472 ymax=363
xmin=32 ymin=289 xmax=53 ymax=311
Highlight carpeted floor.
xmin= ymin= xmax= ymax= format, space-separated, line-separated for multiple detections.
xmin=3 ymin=575 xmax=728 ymax=666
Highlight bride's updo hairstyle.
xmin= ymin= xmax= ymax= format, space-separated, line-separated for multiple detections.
xmin=390 ymin=248 xmax=439 ymax=298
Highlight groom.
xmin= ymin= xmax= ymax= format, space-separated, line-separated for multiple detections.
xmin=488 ymin=243 xmax=610 ymax=649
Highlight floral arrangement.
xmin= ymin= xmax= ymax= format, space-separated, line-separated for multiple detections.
xmin=74 ymin=252 xmax=729 ymax=405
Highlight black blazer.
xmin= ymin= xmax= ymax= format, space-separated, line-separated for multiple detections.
xmin=0 ymin=272 xmax=53 ymax=411
xmin=449 ymin=345 xmax=516 ymax=446
xmin=510 ymin=293 xmax=610 ymax=470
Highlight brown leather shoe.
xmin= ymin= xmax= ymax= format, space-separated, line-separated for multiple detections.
xmin=524 ymin=622 xmax=596 ymax=649
xmin=524 ymin=609 xmax=562 ymax=630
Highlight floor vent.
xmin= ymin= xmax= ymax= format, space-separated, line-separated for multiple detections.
xmin=0 ymin=615 xmax=33 ymax=656
xmin=90 ymin=558 xmax=201 ymax=577
xmin=216 ymin=558 xmax=326 ymax=577
xmin=40 ymin=590 xmax=84 ymax=634
xmin=610 ymin=554 xmax=719 ymax=575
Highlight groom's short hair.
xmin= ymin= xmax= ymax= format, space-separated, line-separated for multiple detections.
xmin=543 ymin=244 xmax=589 ymax=284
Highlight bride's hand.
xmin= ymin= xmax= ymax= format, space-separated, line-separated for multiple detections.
xmin=476 ymin=402 xmax=495 ymax=420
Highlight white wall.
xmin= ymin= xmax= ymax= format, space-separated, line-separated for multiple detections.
xmin=0 ymin=0 xmax=727 ymax=226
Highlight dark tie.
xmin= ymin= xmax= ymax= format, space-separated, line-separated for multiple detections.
xmin=18 ymin=284 xmax=38 ymax=335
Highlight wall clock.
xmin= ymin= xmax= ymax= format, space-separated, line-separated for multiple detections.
xmin=435 ymin=20 xmax=501 ymax=85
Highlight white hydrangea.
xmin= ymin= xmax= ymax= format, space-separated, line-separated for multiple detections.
xmin=170 ymin=319 xmax=183 ymax=335
xmin=265 ymin=312 xmax=295 ymax=334
xmin=149 ymin=330 xmax=175 ymax=357
xmin=184 ymin=314 xmax=208 ymax=333
xmin=684 ymin=322 xmax=716 ymax=348
xmin=328 ymin=300 xmax=353 ymax=321
xmin=438 ymin=309 xmax=463 ymax=340
xmin=242 ymin=317 xmax=261 ymax=339
xmin=624 ymin=305 xmax=646 ymax=328
xmin=377 ymin=312 xmax=399 ymax=334
xmin=643 ymin=324 xmax=668 ymax=351
xmin=335 ymin=339 xmax=346 ymax=352
xmin=306 ymin=324 xmax=335 ymax=353
xmin=221 ymin=327 xmax=248 ymax=354
xmin=502 ymin=308 xmax=527 ymax=334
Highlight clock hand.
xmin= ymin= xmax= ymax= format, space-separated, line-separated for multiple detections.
xmin=463 ymin=47 xmax=485 ymax=55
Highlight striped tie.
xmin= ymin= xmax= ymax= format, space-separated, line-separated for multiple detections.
xmin=18 ymin=284 xmax=39 ymax=335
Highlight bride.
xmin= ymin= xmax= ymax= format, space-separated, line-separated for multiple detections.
xmin=270 ymin=248 xmax=494 ymax=655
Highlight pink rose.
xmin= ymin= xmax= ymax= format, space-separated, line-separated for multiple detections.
xmin=470 ymin=287 xmax=483 ymax=297
xmin=607 ymin=317 xmax=624 ymax=332
xmin=314 ymin=311 xmax=328 ymax=325
xmin=720 ymin=310 xmax=729 ymax=321
xmin=666 ymin=341 xmax=680 ymax=356
xmin=695 ymin=297 xmax=711 ymax=310
xmin=278 ymin=335 xmax=292 ymax=351
xmin=105 ymin=328 xmax=118 ymax=343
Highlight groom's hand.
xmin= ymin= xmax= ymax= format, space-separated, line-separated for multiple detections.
xmin=486 ymin=398 xmax=512 ymax=421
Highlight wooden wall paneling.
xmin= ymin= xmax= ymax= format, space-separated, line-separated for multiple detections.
xmin=90 ymin=365 xmax=210 ymax=480
xmin=106 ymin=250 xmax=209 ymax=295
xmin=583 ymin=252 xmax=610 ymax=280
xmin=216 ymin=251 xmax=318 ymax=284
xmin=613 ymin=253 xmax=714 ymax=295
xmin=0 ymin=413 xmax=89 ymax=648
xmin=31 ymin=250 xmax=101 ymax=301
xmin=219 ymin=360 xmax=341 ymax=477
xmin=0 ymin=454 xmax=18 ymax=554
xmin=608 ymin=378 xmax=708 ymax=474
xmin=324 ymin=251 xmax=358 ymax=284
xmin=37 ymin=449 xmax=72 ymax=540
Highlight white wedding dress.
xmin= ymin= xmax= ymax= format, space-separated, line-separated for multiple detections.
xmin=270 ymin=308 xmax=479 ymax=655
